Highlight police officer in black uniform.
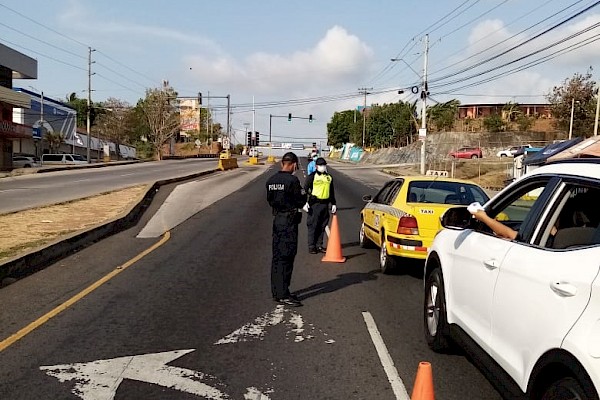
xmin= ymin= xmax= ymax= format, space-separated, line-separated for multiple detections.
xmin=266 ymin=152 xmax=305 ymax=307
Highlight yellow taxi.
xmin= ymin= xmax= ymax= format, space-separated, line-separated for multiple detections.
xmin=359 ymin=176 xmax=490 ymax=273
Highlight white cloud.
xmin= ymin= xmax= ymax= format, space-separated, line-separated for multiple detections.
xmin=184 ymin=26 xmax=373 ymax=96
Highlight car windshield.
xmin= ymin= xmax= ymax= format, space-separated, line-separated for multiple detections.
xmin=72 ymin=154 xmax=86 ymax=161
xmin=407 ymin=180 xmax=489 ymax=205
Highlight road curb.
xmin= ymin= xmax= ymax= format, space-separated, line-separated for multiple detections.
xmin=0 ymin=169 xmax=219 ymax=286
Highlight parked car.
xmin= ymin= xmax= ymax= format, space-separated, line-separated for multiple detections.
xmin=448 ymin=146 xmax=483 ymax=159
xmin=41 ymin=153 xmax=87 ymax=165
xmin=12 ymin=155 xmax=40 ymax=168
xmin=496 ymin=144 xmax=532 ymax=157
xmin=424 ymin=158 xmax=600 ymax=399
xmin=359 ymin=176 xmax=489 ymax=273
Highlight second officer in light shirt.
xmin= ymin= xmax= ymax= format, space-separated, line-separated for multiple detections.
xmin=304 ymin=157 xmax=337 ymax=254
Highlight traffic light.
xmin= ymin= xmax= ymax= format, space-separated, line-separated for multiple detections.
xmin=198 ymin=92 xmax=202 ymax=105
xmin=247 ymin=131 xmax=252 ymax=146
xmin=255 ymin=131 xmax=260 ymax=146
xmin=309 ymin=114 xmax=313 ymax=123
xmin=288 ymin=113 xmax=292 ymax=121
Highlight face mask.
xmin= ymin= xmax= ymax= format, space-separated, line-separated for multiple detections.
xmin=317 ymin=166 xmax=326 ymax=173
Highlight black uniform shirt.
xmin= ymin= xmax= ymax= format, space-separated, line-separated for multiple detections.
xmin=266 ymin=171 xmax=305 ymax=213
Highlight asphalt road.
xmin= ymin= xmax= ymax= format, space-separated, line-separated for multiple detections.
xmin=0 ymin=158 xmax=221 ymax=213
xmin=0 ymin=163 xmax=504 ymax=399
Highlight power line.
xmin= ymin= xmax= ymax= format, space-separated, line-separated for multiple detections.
xmin=0 ymin=3 xmax=89 ymax=48
xmin=427 ymin=0 xmax=600 ymax=87
xmin=0 ymin=37 xmax=86 ymax=71
xmin=431 ymin=0 xmax=510 ymax=47
xmin=430 ymin=18 xmax=600 ymax=91
xmin=430 ymin=0 xmax=561 ymax=73
xmin=428 ymin=0 xmax=595 ymax=83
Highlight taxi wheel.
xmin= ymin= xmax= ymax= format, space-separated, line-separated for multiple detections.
xmin=379 ymin=237 xmax=396 ymax=274
xmin=359 ymin=222 xmax=372 ymax=248
xmin=424 ymin=268 xmax=451 ymax=352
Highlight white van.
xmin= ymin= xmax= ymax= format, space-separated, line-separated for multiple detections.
xmin=41 ymin=154 xmax=88 ymax=165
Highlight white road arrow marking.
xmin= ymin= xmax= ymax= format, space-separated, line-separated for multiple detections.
xmin=40 ymin=349 xmax=229 ymax=400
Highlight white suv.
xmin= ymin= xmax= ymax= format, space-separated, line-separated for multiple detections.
xmin=424 ymin=159 xmax=600 ymax=399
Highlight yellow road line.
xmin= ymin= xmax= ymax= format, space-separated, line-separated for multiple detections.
xmin=0 ymin=231 xmax=171 ymax=352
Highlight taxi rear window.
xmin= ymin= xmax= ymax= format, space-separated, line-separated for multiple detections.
xmin=407 ymin=181 xmax=489 ymax=205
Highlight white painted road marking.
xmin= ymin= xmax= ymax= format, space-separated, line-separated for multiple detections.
xmin=215 ymin=305 xmax=333 ymax=345
xmin=41 ymin=349 xmax=273 ymax=400
xmin=362 ymin=312 xmax=410 ymax=400
xmin=41 ymin=349 xmax=228 ymax=400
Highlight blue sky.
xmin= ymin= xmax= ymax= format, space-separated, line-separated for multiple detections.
xmin=2 ymin=0 xmax=600 ymax=144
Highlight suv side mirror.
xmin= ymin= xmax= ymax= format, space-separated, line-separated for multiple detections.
xmin=441 ymin=206 xmax=474 ymax=230
xmin=362 ymin=194 xmax=372 ymax=202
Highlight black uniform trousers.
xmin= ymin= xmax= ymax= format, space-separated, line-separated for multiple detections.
xmin=271 ymin=211 xmax=299 ymax=299
xmin=307 ymin=202 xmax=330 ymax=250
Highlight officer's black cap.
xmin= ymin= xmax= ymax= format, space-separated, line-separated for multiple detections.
xmin=282 ymin=152 xmax=299 ymax=164
xmin=316 ymin=157 xmax=327 ymax=165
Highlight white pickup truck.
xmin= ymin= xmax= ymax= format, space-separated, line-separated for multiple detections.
xmin=496 ymin=144 xmax=531 ymax=157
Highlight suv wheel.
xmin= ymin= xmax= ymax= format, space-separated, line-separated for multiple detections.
xmin=424 ymin=268 xmax=451 ymax=351
xmin=359 ymin=222 xmax=372 ymax=248
xmin=379 ymin=236 xmax=396 ymax=274
xmin=541 ymin=377 xmax=594 ymax=400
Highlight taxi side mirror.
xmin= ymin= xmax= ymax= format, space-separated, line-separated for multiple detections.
xmin=362 ymin=194 xmax=372 ymax=202
xmin=441 ymin=206 xmax=474 ymax=230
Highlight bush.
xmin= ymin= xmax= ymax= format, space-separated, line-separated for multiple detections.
xmin=483 ymin=115 xmax=504 ymax=132
xmin=516 ymin=115 xmax=534 ymax=131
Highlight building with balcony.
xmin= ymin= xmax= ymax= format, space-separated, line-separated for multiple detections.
xmin=0 ymin=43 xmax=37 ymax=170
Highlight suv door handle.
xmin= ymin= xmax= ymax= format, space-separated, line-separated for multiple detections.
xmin=550 ymin=282 xmax=577 ymax=297
xmin=483 ymin=259 xmax=498 ymax=270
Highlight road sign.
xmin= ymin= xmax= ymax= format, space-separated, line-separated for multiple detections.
xmin=32 ymin=127 xmax=42 ymax=140
xmin=425 ymin=170 xmax=449 ymax=177
xmin=418 ymin=128 xmax=427 ymax=140
xmin=194 ymin=139 xmax=201 ymax=148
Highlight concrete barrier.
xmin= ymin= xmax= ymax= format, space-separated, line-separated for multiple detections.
xmin=218 ymin=157 xmax=238 ymax=171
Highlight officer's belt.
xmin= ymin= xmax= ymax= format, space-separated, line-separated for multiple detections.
xmin=273 ymin=208 xmax=297 ymax=215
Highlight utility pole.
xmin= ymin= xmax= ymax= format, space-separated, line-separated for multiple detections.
xmin=594 ymin=83 xmax=599 ymax=136
xmin=226 ymin=94 xmax=231 ymax=143
xmin=86 ymin=47 xmax=95 ymax=163
xmin=358 ymin=87 xmax=372 ymax=148
xmin=206 ymin=90 xmax=210 ymax=144
xmin=420 ymin=34 xmax=429 ymax=175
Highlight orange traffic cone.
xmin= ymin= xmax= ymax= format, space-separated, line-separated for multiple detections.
xmin=411 ymin=362 xmax=435 ymax=400
xmin=322 ymin=213 xmax=346 ymax=263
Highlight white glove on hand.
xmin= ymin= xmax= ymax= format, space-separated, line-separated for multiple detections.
xmin=467 ymin=202 xmax=484 ymax=214
xmin=302 ymin=203 xmax=310 ymax=213
xmin=331 ymin=205 xmax=337 ymax=214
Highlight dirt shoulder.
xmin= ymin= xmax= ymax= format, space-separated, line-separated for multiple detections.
xmin=0 ymin=186 xmax=148 ymax=264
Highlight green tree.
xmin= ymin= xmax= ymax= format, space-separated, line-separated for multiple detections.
xmin=428 ymin=99 xmax=460 ymax=132
xmin=368 ymin=102 xmax=417 ymax=147
xmin=516 ymin=114 xmax=534 ymax=132
xmin=139 ymin=84 xmax=180 ymax=160
xmin=44 ymin=130 xmax=65 ymax=152
xmin=95 ymin=98 xmax=135 ymax=160
xmin=327 ymin=110 xmax=358 ymax=148
xmin=66 ymin=92 xmax=99 ymax=129
xmin=547 ymin=72 xmax=597 ymax=137
xmin=483 ymin=115 xmax=504 ymax=132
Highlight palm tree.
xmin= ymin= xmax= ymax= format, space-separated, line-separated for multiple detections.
xmin=502 ymin=102 xmax=521 ymax=123
xmin=45 ymin=131 xmax=65 ymax=152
